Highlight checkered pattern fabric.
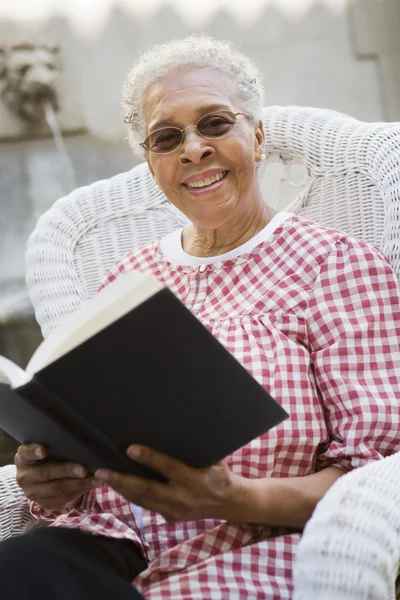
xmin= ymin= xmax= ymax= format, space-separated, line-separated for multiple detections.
xmin=30 ymin=216 xmax=400 ymax=599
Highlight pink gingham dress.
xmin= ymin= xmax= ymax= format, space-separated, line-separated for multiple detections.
xmin=31 ymin=213 xmax=400 ymax=599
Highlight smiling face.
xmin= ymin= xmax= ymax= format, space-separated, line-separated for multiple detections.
xmin=142 ymin=68 xmax=266 ymax=232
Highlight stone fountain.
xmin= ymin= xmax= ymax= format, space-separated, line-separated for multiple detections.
xmin=0 ymin=35 xmax=135 ymax=465
xmin=0 ymin=42 xmax=82 ymax=464
xmin=0 ymin=43 xmax=60 ymax=125
xmin=0 ymin=41 xmax=79 ymax=334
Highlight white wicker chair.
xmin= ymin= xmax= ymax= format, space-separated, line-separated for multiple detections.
xmin=1 ymin=105 xmax=399 ymax=597
xmin=25 ymin=161 xmax=189 ymax=339
xmin=293 ymin=453 xmax=400 ymax=599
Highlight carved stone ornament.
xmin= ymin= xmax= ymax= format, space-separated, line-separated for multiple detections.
xmin=0 ymin=43 xmax=60 ymax=124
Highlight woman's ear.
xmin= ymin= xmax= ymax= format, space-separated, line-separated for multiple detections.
xmin=254 ymin=119 xmax=265 ymax=162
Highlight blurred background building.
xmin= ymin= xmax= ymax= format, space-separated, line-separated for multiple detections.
xmin=0 ymin=0 xmax=399 ymax=462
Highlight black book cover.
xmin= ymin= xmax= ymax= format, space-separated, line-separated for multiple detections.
xmin=0 ymin=289 xmax=288 ymax=479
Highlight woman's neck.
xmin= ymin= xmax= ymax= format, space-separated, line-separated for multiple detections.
xmin=182 ymin=202 xmax=276 ymax=258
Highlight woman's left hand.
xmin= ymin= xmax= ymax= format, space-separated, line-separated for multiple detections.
xmin=95 ymin=445 xmax=244 ymax=523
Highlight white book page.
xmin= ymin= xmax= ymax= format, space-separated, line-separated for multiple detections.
xmin=25 ymin=270 xmax=163 ymax=378
xmin=0 ymin=356 xmax=28 ymax=387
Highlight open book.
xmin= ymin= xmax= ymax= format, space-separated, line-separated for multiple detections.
xmin=0 ymin=270 xmax=288 ymax=480
xmin=0 ymin=270 xmax=161 ymax=388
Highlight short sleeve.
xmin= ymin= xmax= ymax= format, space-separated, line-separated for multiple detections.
xmin=305 ymin=238 xmax=400 ymax=472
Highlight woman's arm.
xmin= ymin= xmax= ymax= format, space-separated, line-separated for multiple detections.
xmin=304 ymin=238 xmax=400 ymax=474
xmin=95 ymin=445 xmax=344 ymax=528
xmin=96 ymin=239 xmax=400 ymax=528
xmin=230 ymin=466 xmax=344 ymax=528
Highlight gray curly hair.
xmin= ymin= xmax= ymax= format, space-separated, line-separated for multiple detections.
xmin=122 ymin=34 xmax=265 ymax=158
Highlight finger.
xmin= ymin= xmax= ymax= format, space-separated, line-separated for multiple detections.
xmin=95 ymin=469 xmax=192 ymax=520
xmin=32 ymin=490 xmax=88 ymax=512
xmin=94 ymin=468 xmax=172 ymax=508
xmin=15 ymin=444 xmax=47 ymax=465
xmin=63 ymin=499 xmax=81 ymax=512
xmin=25 ymin=477 xmax=95 ymax=501
xmin=126 ymin=446 xmax=193 ymax=484
xmin=17 ymin=461 xmax=88 ymax=487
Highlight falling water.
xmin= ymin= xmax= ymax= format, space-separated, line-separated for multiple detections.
xmin=44 ymin=103 xmax=77 ymax=192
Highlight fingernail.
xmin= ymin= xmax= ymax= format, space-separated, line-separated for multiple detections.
xmin=34 ymin=447 xmax=45 ymax=459
xmin=95 ymin=469 xmax=109 ymax=481
xmin=128 ymin=446 xmax=141 ymax=459
xmin=72 ymin=466 xmax=85 ymax=477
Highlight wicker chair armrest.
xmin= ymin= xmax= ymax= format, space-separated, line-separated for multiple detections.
xmin=0 ymin=465 xmax=34 ymax=541
xmin=293 ymin=453 xmax=400 ymax=599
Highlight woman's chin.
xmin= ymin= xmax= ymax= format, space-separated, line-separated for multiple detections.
xmin=189 ymin=200 xmax=239 ymax=230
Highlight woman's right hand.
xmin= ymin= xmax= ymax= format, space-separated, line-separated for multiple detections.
xmin=14 ymin=444 xmax=100 ymax=513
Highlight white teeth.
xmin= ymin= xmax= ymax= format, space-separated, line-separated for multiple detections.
xmin=186 ymin=171 xmax=226 ymax=188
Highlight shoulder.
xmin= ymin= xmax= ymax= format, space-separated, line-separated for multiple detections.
xmin=259 ymin=215 xmax=397 ymax=297
xmin=275 ymin=215 xmax=389 ymax=268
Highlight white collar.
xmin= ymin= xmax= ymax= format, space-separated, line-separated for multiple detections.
xmin=160 ymin=212 xmax=295 ymax=266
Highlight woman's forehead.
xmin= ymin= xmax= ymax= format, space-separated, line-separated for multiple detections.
xmin=143 ymin=68 xmax=236 ymax=128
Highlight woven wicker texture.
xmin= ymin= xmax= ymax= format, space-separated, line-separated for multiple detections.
xmin=1 ymin=106 xmax=399 ymax=594
xmin=25 ymin=161 xmax=189 ymax=338
xmin=293 ymin=453 xmax=400 ymax=599
xmin=263 ymin=106 xmax=400 ymax=278
xmin=0 ymin=465 xmax=32 ymax=541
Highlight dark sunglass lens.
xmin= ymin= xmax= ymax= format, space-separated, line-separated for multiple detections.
xmin=198 ymin=112 xmax=235 ymax=137
xmin=148 ymin=128 xmax=182 ymax=153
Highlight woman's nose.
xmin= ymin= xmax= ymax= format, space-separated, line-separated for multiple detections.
xmin=179 ymin=130 xmax=215 ymax=164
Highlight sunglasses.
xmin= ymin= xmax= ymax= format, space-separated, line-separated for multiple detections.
xmin=140 ymin=110 xmax=250 ymax=154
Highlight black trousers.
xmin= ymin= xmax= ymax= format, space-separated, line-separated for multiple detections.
xmin=0 ymin=526 xmax=148 ymax=599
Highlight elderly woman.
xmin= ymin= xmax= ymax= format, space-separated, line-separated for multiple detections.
xmin=1 ymin=35 xmax=400 ymax=600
